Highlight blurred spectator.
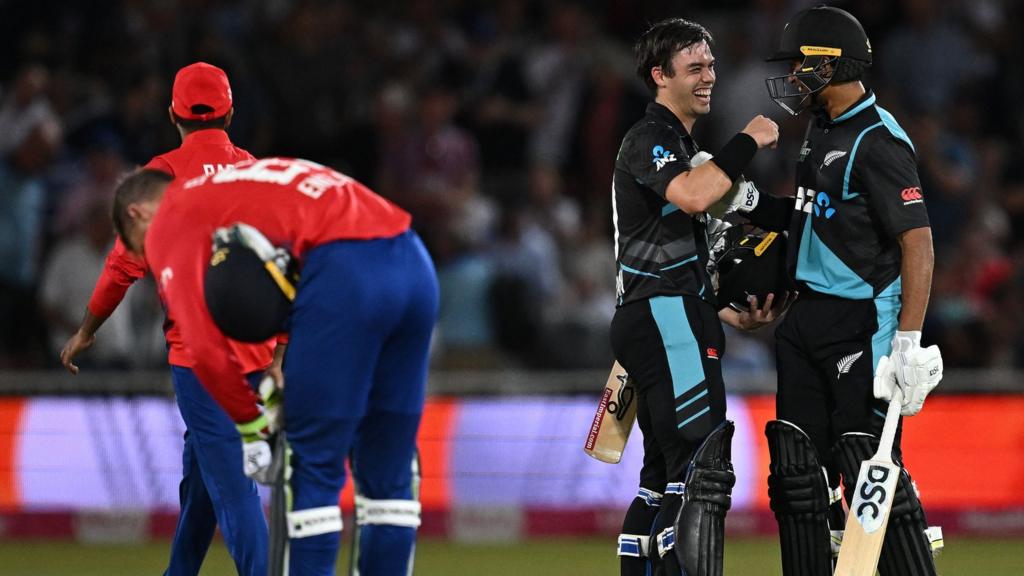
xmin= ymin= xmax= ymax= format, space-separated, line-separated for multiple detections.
xmin=880 ymin=0 xmax=995 ymax=113
xmin=39 ymin=200 xmax=134 ymax=368
xmin=0 ymin=0 xmax=1020 ymax=371
xmin=0 ymin=68 xmax=62 ymax=367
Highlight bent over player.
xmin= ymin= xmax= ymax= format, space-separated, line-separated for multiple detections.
xmin=113 ymin=159 xmax=438 ymax=575
xmin=59 ymin=62 xmax=272 ymax=576
xmin=730 ymin=6 xmax=944 ymax=574
xmin=611 ymin=19 xmax=783 ymax=576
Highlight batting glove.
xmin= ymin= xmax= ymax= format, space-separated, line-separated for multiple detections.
xmin=237 ymin=378 xmax=284 ymax=485
xmin=691 ymin=151 xmax=761 ymax=218
xmin=873 ymin=331 xmax=943 ymax=416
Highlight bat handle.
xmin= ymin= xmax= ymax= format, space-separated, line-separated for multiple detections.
xmin=876 ymin=386 xmax=903 ymax=464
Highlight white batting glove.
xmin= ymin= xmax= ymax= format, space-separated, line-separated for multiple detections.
xmin=873 ymin=331 xmax=943 ymax=416
xmin=242 ymin=439 xmax=275 ymax=484
xmin=692 ymin=151 xmax=761 ymax=218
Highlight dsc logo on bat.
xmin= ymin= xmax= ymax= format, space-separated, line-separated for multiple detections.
xmin=850 ymin=464 xmax=894 ymax=533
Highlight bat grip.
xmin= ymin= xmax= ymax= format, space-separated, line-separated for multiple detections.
xmin=876 ymin=387 xmax=903 ymax=463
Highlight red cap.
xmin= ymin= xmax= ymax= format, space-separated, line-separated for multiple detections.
xmin=171 ymin=62 xmax=232 ymax=121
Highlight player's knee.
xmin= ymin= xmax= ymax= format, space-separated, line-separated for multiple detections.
xmin=767 ymin=420 xmax=835 ymax=515
xmin=673 ymin=420 xmax=736 ymax=576
xmin=767 ymin=420 xmax=835 ymax=576
xmin=830 ymin=432 xmax=877 ymax=497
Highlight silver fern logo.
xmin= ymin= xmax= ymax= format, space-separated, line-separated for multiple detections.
xmin=821 ymin=150 xmax=848 ymax=169
xmin=836 ymin=351 xmax=864 ymax=376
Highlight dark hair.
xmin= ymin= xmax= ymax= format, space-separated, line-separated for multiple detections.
xmin=172 ymin=109 xmax=229 ymax=131
xmin=635 ymin=18 xmax=714 ymax=93
xmin=112 ymin=169 xmax=173 ymax=249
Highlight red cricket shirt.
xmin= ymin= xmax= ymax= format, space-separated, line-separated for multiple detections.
xmin=145 ymin=158 xmax=412 ymax=422
xmin=87 ymin=129 xmax=276 ymax=372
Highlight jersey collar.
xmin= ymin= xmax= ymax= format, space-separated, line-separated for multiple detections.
xmin=646 ymin=102 xmax=692 ymax=137
xmin=830 ymin=92 xmax=876 ymax=124
xmin=182 ymin=128 xmax=233 ymax=146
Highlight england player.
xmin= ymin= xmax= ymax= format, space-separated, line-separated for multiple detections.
xmin=730 ymin=6 xmax=944 ymax=574
xmin=611 ymin=19 xmax=782 ymax=576
xmin=112 ymin=158 xmax=438 ymax=576
xmin=60 ymin=62 xmax=273 ymax=576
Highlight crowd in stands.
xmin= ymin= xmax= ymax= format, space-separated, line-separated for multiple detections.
xmin=1 ymin=0 xmax=1021 ymax=372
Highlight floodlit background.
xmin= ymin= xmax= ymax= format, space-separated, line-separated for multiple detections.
xmin=1 ymin=0 xmax=1022 ymax=574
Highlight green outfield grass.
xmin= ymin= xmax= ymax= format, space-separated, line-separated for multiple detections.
xmin=0 ymin=536 xmax=1019 ymax=574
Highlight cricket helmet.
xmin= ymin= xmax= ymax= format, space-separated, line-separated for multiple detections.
xmin=204 ymin=223 xmax=298 ymax=342
xmin=765 ymin=6 xmax=872 ymax=115
xmin=710 ymin=224 xmax=792 ymax=312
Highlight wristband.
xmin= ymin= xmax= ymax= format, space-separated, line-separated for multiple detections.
xmin=712 ymin=133 xmax=757 ymax=182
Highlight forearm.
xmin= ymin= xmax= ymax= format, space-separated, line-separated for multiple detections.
xmin=667 ymin=133 xmax=758 ymax=214
xmin=77 ymin=307 xmax=108 ymax=337
xmin=666 ymin=162 xmax=734 ymax=214
xmin=718 ymin=307 xmax=744 ymax=330
xmin=897 ymin=227 xmax=934 ymax=331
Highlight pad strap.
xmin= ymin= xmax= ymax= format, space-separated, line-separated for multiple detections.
xmin=637 ymin=487 xmax=663 ymax=507
xmin=287 ymin=505 xmax=343 ymax=538
xmin=925 ymin=526 xmax=944 ymax=554
xmin=617 ymin=534 xmax=651 ymax=558
xmin=656 ymin=526 xmax=675 ymax=558
xmin=355 ymin=495 xmax=422 ymax=528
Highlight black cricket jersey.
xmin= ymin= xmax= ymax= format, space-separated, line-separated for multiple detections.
xmin=612 ymin=102 xmax=716 ymax=307
xmin=751 ymin=92 xmax=930 ymax=300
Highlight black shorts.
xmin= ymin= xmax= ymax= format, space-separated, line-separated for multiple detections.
xmin=610 ymin=295 xmax=727 ymax=491
xmin=774 ymin=292 xmax=902 ymax=467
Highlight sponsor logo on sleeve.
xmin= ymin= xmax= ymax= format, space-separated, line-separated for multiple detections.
xmin=901 ymin=186 xmax=923 ymax=205
xmin=652 ymin=145 xmax=677 ymax=171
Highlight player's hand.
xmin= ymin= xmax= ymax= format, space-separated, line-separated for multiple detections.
xmin=258 ymin=373 xmax=284 ymax=432
xmin=873 ymin=331 xmax=943 ymax=416
xmin=242 ymin=438 xmax=275 ymax=484
xmin=237 ymin=412 xmax=279 ymax=484
xmin=741 ymin=115 xmax=779 ymax=149
xmin=725 ymin=292 xmax=793 ymax=331
xmin=60 ymin=330 xmax=96 ymax=375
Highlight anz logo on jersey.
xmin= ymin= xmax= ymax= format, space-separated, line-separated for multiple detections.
xmin=795 ymin=186 xmax=837 ymax=219
xmin=651 ymin=145 xmax=677 ymax=172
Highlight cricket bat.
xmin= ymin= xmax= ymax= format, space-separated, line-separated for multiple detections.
xmin=834 ymin=387 xmax=904 ymax=576
xmin=584 ymin=361 xmax=638 ymax=464
xmin=268 ymin=432 xmax=289 ymax=576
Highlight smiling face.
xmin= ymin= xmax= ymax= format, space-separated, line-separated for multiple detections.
xmin=652 ymin=40 xmax=716 ymax=129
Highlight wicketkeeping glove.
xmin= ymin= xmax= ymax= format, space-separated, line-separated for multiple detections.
xmin=873 ymin=330 xmax=943 ymax=416
xmin=236 ymin=375 xmax=284 ymax=484
xmin=691 ymin=151 xmax=761 ymax=218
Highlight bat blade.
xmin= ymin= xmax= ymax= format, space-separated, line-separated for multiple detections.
xmin=835 ymin=388 xmax=904 ymax=576
xmin=583 ymin=361 xmax=638 ymax=464
xmin=834 ymin=457 xmax=901 ymax=575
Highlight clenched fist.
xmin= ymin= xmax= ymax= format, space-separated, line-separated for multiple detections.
xmin=742 ymin=115 xmax=779 ymax=149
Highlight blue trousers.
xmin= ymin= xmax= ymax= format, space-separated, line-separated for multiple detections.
xmin=166 ymin=367 xmax=268 ymax=576
xmin=283 ymin=231 xmax=438 ymax=575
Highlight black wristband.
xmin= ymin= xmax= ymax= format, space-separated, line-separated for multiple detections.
xmin=712 ymin=133 xmax=757 ymax=182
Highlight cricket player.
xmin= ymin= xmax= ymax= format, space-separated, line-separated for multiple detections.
xmin=611 ymin=19 xmax=783 ymax=576
xmin=725 ymin=6 xmax=944 ymax=574
xmin=112 ymin=158 xmax=438 ymax=575
xmin=59 ymin=62 xmax=272 ymax=575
